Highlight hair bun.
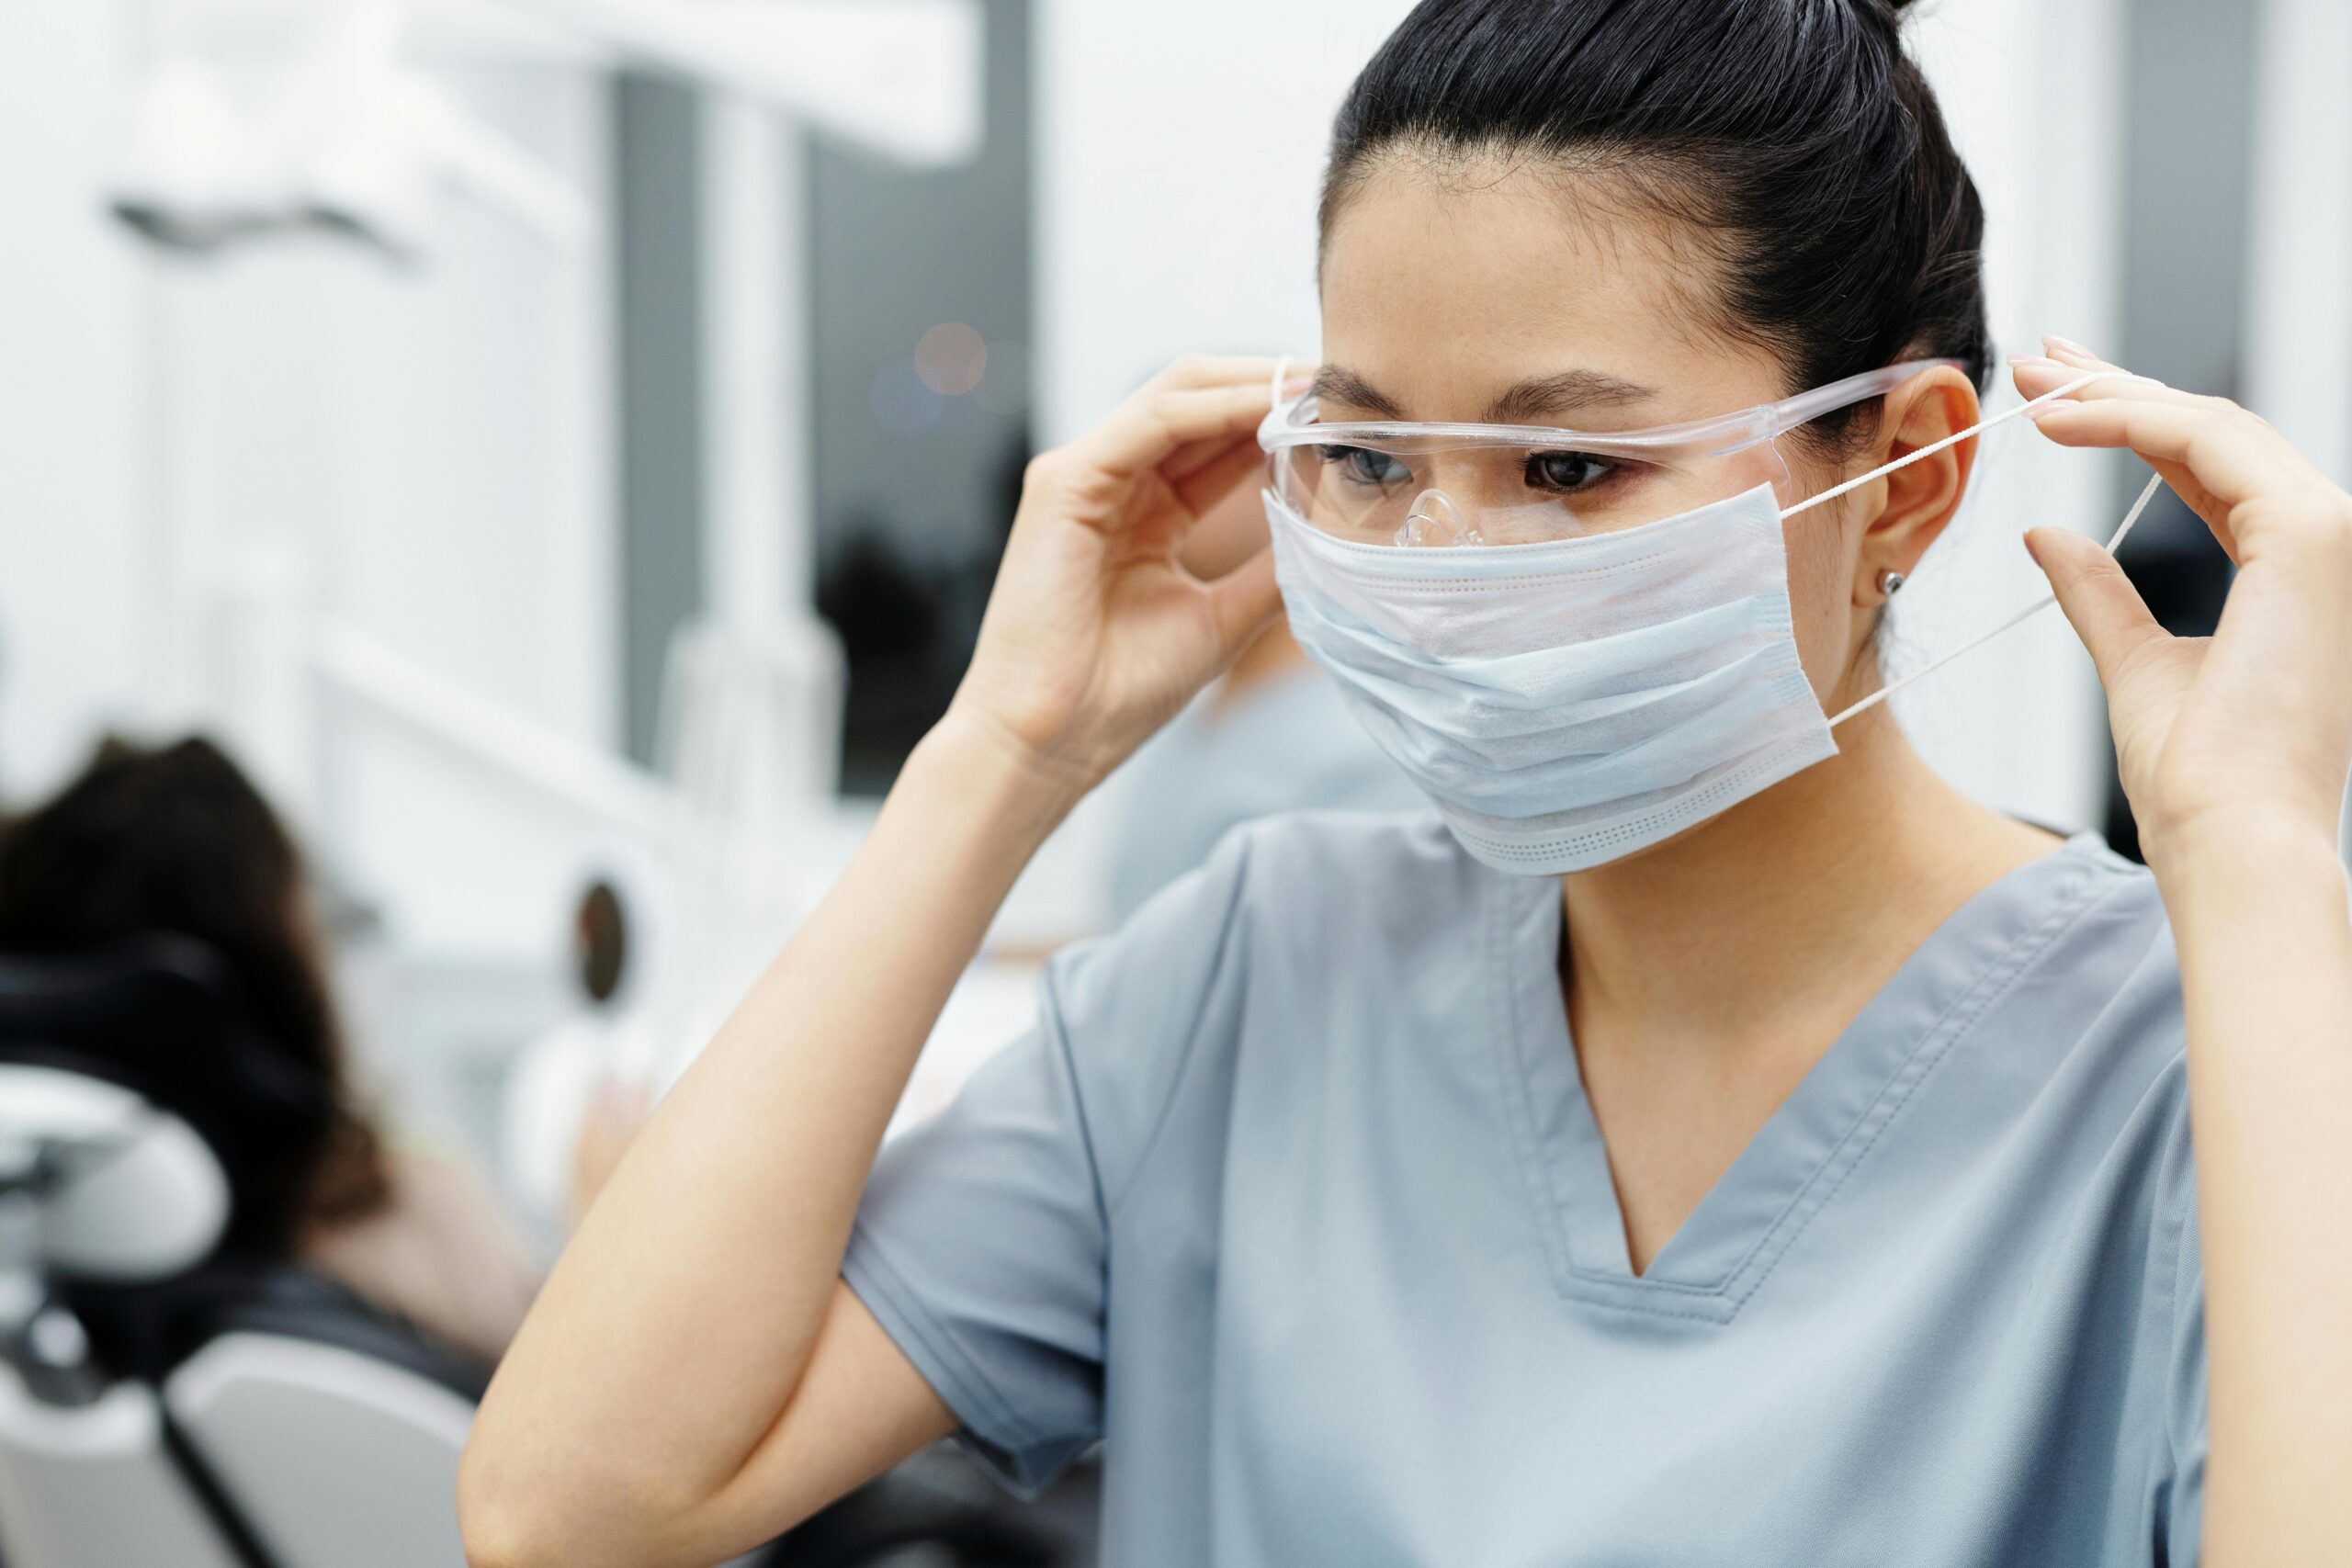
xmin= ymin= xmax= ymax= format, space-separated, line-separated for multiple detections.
xmin=1851 ymin=0 xmax=1919 ymax=38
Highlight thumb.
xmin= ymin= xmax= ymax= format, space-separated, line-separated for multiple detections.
xmin=2025 ymin=527 xmax=2169 ymax=690
xmin=1206 ymin=547 xmax=1283 ymax=660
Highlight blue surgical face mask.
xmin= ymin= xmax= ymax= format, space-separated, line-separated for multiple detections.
xmin=1264 ymin=373 xmax=2164 ymax=875
xmin=1269 ymin=481 xmax=1835 ymax=873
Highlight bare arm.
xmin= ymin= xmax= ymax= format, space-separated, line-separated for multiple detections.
xmin=2020 ymin=342 xmax=2352 ymax=1568
xmin=458 ymin=357 xmax=1288 ymax=1568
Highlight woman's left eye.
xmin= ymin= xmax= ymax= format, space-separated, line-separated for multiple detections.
xmin=1523 ymin=451 xmax=1622 ymax=492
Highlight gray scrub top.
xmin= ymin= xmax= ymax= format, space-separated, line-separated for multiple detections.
xmin=843 ymin=813 xmax=2204 ymax=1567
xmin=1106 ymin=664 xmax=1421 ymax=924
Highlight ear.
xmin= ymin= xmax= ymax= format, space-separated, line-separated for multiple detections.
xmin=1855 ymin=366 xmax=1979 ymax=607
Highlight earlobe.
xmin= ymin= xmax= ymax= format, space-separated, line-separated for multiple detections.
xmin=1860 ymin=370 xmax=1980 ymax=604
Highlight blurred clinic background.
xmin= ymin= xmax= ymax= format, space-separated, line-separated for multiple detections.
xmin=0 ymin=1 xmax=2346 ymax=1565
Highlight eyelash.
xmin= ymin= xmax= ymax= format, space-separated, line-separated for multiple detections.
xmin=1315 ymin=446 xmax=1634 ymax=495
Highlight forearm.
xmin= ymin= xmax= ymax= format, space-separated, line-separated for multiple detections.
xmin=463 ymin=711 xmax=1080 ymax=1534
xmin=2155 ymin=820 xmax=2352 ymax=1568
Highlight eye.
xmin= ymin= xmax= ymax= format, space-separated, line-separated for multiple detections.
xmin=1317 ymin=445 xmax=1411 ymax=490
xmin=1523 ymin=450 xmax=1623 ymax=493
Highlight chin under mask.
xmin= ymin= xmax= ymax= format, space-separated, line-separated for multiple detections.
xmin=1265 ymin=374 xmax=2165 ymax=875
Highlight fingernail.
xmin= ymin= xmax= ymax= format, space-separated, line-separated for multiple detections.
xmin=2028 ymin=400 xmax=2079 ymax=419
xmin=2046 ymin=335 xmax=2101 ymax=359
xmin=2008 ymin=355 xmax=2062 ymax=368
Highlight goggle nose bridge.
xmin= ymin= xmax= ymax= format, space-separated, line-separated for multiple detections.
xmin=1400 ymin=487 xmax=1480 ymax=547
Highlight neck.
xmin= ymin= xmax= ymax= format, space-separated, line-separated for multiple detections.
xmin=1559 ymin=711 xmax=2059 ymax=1052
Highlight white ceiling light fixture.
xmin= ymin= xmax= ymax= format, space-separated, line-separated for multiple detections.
xmin=108 ymin=0 xmax=982 ymax=262
xmin=111 ymin=0 xmax=590 ymax=259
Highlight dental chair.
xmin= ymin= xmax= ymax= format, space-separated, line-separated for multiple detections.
xmin=0 ymin=938 xmax=1083 ymax=1568
xmin=0 ymin=939 xmax=479 ymax=1568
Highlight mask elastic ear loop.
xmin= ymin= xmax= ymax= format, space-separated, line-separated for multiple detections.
xmin=1780 ymin=370 xmax=2123 ymax=522
xmin=1270 ymin=355 xmax=1292 ymax=409
xmin=1826 ymin=468 xmax=2168 ymax=728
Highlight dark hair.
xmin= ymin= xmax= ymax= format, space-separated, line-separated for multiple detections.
xmin=1322 ymin=0 xmax=1990 ymax=443
xmin=0 ymin=735 xmax=390 ymax=1253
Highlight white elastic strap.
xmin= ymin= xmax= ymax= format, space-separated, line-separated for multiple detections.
xmin=1271 ymin=355 xmax=1292 ymax=407
xmin=1780 ymin=371 xmax=2121 ymax=522
xmin=1826 ymin=469 xmax=2169 ymax=728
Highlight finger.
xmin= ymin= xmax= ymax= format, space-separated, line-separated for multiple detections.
xmin=1148 ymin=354 xmax=1292 ymax=393
xmin=2024 ymin=396 xmax=2319 ymax=516
xmin=2024 ymin=526 xmax=2171 ymax=691
xmin=1173 ymin=438 xmax=1271 ymax=518
xmin=1163 ymin=423 xmax=1261 ymax=483
xmin=1204 ymin=547 xmax=1283 ymax=660
xmin=2009 ymin=355 xmax=2191 ymax=411
xmin=2036 ymin=336 xmax=2201 ymax=400
xmin=1072 ymin=383 xmax=1276 ymax=480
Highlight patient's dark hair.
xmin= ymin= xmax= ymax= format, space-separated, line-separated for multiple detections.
xmin=0 ymin=735 xmax=390 ymax=1253
xmin=1323 ymin=0 xmax=1990 ymax=440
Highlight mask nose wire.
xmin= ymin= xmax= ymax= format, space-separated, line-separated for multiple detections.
xmin=1825 ymin=468 xmax=2167 ymax=728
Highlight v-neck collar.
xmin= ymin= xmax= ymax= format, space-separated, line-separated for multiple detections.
xmin=1480 ymin=833 xmax=2119 ymax=1325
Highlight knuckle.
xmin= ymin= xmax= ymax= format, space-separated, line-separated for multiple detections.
xmin=1023 ymin=450 xmax=1066 ymax=489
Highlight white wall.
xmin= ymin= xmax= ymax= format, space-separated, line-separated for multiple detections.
xmin=2244 ymin=0 xmax=2352 ymax=484
xmin=0 ymin=1 xmax=153 ymax=800
xmin=147 ymin=48 xmax=620 ymax=960
xmin=1035 ymin=1 xmax=1418 ymax=443
xmin=2241 ymin=0 xmax=2352 ymax=856
xmin=1901 ymin=0 xmax=2132 ymax=831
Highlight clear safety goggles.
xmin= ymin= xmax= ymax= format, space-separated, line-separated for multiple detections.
xmin=1259 ymin=360 xmax=1961 ymax=547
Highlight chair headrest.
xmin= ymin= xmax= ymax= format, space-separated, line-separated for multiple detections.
xmin=0 ymin=937 xmax=281 ymax=1282
xmin=0 ymin=1064 xmax=229 ymax=1280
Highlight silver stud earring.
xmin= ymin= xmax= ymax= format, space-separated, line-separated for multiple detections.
xmin=1878 ymin=570 xmax=1906 ymax=597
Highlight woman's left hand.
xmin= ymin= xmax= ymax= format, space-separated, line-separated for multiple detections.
xmin=2014 ymin=338 xmax=2352 ymax=874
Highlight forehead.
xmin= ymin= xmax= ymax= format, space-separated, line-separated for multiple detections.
xmin=1317 ymin=152 xmax=1783 ymax=423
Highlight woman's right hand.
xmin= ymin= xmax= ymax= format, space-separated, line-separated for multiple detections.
xmin=948 ymin=355 xmax=1294 ymax=795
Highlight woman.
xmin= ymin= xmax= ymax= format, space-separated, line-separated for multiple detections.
xmin=0 ymin=735 xmax=543 ymax=1368
xmin=463 ymin=2 xmax=2352 ymax=1564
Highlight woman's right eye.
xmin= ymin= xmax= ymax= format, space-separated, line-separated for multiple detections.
xmin=1317 ymin=445 xmax=1411 ymax=489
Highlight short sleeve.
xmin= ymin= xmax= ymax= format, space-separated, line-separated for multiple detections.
xmin=842 ymin=827 xmax=1259 ymax=1495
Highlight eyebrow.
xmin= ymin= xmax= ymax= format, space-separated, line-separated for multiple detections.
xmin=1312 ymin=365 xmax=1660 ymax=425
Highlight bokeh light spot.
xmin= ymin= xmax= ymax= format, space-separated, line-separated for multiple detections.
xmin=914 ymin=321 xmax=989 ymax=396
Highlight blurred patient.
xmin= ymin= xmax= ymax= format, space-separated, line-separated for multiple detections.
xmin=1107 ymin=479 xmax=1420 ymax=920
xmin=0 ymin=735 xmax=603 ymax=1369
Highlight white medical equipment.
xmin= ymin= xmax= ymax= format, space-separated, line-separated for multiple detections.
xmin=0 ymin=943 xmax=481 ymax=1568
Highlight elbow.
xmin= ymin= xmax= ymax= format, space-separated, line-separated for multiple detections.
xmin=455 ymin=1440 xmax=564 ymax=1568
xmin=457 ymin=1431 xmax=624 ymax=1568
xmin=458 ymin=1426 xmax=726 ymax=1568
